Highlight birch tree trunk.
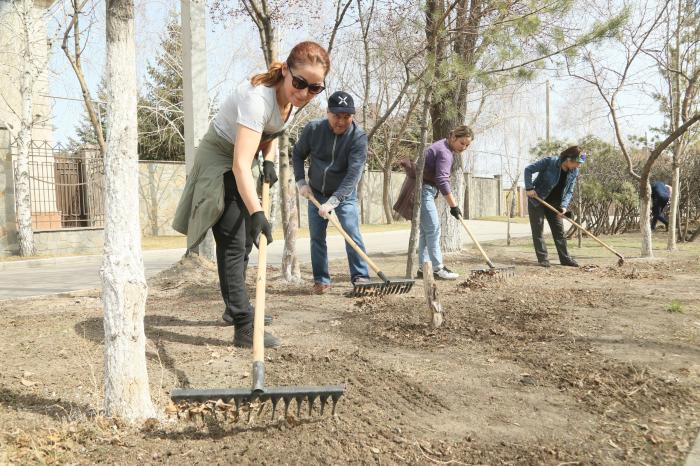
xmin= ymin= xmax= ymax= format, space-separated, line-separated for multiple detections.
xmin=382 ymin=163 xmax=393 ymax=224
xmin=667 ymin=161 xmax=680 ymax=250
xmin=405 ymin=88 xmax=431 ymax=278
xmin=279 ymin=131 xmax=301 ymax=281
xmin=15 ymin=0 xmax=36 ymax=257
xmin=102 ymin=0 xmax=155 ymax=421
xmin=639 ymin=179 xmax=654 ymax=258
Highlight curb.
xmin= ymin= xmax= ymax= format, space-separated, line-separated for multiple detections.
xmin=0 ymin=248 xmax=185 ymax=272
xmin=686 ymin=430 xmax=700 ymax=466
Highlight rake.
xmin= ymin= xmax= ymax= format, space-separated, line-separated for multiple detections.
xmin=533 ymin=194 xmax=625 ymax=266
xmin=456 ymin=214 xmax=515 ymax=280
xmin=171 ymin=181 xmax=345 ymax=422
xmin=309 ymin=195 xmax=415 ymax=297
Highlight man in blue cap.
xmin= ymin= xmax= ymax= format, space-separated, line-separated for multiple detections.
xmin=293 ymin=91 xmax=371 ymax=294
xmin=524 ymin=146 xmax=586 ymax=267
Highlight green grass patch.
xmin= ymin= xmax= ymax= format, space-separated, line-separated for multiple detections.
xmin=666 ymin=300 xmax=684 ymax=314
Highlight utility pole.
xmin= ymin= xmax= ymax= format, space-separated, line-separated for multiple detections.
xmin=545 ymin=80 xmax=550 ymax=143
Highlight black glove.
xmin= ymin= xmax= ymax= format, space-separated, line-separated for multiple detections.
xmin=248 ymin=211 xmax=273 ymax=248
xmin=262 ymin=160 xmax=278 ymax=187
xmin=450 ymin=206 xmax=462 ymax=220
xmin=559 ymin=208 xmax=573 ymax=219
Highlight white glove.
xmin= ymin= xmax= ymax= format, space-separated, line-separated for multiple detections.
xmin=298 ymin=184 xmax=312 ymax=199
xmin=318 ymin=202 xmax=335 ymax=218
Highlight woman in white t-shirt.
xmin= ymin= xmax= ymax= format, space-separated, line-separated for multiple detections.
xmin=173 ymin=41 xmax=330 ymax=348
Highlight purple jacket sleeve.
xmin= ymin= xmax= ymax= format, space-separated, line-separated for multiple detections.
xmin=434 ymin=147 xmax=453 ymax=195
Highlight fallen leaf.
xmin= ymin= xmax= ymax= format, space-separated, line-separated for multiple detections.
xmin=20 ymin=378 xmax=37 ymax=387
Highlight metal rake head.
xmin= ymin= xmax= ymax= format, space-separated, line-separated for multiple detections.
xmin=352 ymin=278 xmax=415 ymax=297
xmin=171 ymin=385 xmax=344 ymax=422
xmin=469 ymin=266 xmax=515 ymax=280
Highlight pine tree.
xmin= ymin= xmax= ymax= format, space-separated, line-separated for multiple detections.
xmin=137 ymin=13 xmax=185 ymax=161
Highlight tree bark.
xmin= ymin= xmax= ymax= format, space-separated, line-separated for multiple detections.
xmin=102 ymin=0 xmax=155 ymax=422
xmin=15 ymin=0 xmax=36 ymax=257
xmin=382 ymin=163 xmax=393 ymax=224
xmin=639 ymin=179 xmax=654 ymax=258
xmin=667 ymin=162 xmax=680 ymax=250
xmin=423 ymin=261 xmax=443 ymax=328
xmin=406 ymin=88 xmax=431 ymax=278
xmin=279 ymin=131 xmax=300 ymax=281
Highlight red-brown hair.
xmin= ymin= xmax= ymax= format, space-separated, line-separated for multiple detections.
xmin=250 ymin=41 xmax=330 ymax=87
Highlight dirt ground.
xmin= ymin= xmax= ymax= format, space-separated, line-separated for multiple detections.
xmin=1 ymin=233 xmax=699 ymax=465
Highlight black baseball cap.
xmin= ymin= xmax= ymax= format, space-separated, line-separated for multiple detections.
xmin=328 ymin=91 xmax=355 ymax=114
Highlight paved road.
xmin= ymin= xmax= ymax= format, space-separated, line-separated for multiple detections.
xmin=0 ymin=220 xmax=535 ymax=299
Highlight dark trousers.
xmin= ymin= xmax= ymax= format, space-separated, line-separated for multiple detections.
xmin=651 ymin=196 xmax=669 ymax=230
xmin=212 ymin=171 xmax=254 ymax=327
xmin=528 ymin=203 xmax=572 ymax=264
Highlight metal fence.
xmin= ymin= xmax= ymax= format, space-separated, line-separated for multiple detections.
xmin=12 ymin=141 xmax=104 ymax=230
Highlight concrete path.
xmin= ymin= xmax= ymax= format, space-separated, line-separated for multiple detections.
xmin=0 ymin=220 xmax=535 ymax=299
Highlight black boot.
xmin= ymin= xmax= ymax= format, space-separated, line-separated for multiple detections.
xmin=233 ymin=323 xmax=280 ymax=348
xmin=560 ymin=258 xmax=579 ymax=267
xmin=538 ymin=260 xmax=551 ymax=268
xmin=223 ymin=307 xmax=272 ymax=326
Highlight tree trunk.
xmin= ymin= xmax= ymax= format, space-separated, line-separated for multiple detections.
xmin=279 ymin=131 xmax=301 ymax=281
xmin=439 ymin=153 xmax=464 ymax=253
xmin=382 ymin=164 xmax=393 ymax=224
xmin=639 ymin=179 xmax=654 ymax=258
xmin=667 ymin=162 xmax=680 ymax=251
xmin=181 ymin=0 xmax=214 ymax=262
xmin=15 ymin=0 xmax=36 ymax=257
xmin=102 ymin=0 xmax=155 ymax=422
xmin=405 ymin=88 xmax=431 ymax=278
xmin=507 ymin=185 xmax=517 ymax=246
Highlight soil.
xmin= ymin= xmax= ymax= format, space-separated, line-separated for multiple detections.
xmin=1 ymin=235 xmax=699 ymax=465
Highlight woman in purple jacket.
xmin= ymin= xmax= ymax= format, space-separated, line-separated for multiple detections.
xmin=416 ymin=126 xmax=473 ymax=280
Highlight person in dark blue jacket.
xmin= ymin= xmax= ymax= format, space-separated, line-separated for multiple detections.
xmin=650 ymin=181 xmax=671 ymax=231
xmin=524 ymin=146 xmax=586 ymax=267
xmin=292 ymin=91 xmax=370 ymax=294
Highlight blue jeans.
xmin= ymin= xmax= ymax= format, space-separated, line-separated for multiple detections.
xmin=307 ymin=189 xmax=370 ymax=285
xmin=418 ymin=184 xmax=443 ymax=270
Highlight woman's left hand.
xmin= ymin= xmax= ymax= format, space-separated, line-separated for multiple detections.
xmin=262 ymin=160 xmax=278 ymax=187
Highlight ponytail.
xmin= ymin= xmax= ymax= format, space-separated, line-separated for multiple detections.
xmin=250 ymin=61 xmax=285 ymax=87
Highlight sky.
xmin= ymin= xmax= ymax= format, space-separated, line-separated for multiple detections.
xmin=43 ymin=0 xmax=667 ymax=178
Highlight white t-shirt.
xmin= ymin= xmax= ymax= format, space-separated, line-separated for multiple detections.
xmin=212 ymin=80 xmax=290 ymax=145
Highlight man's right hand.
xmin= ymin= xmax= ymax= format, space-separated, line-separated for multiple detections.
xmin=248 ymin=211 xmax=273 ymax=248
xmin=526 ymin=189 xmax=537 ymax=198
xmin=298 ymin=184 xmax=312 ymax=199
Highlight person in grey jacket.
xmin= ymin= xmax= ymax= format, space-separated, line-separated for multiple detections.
xmin=293 ymin=91 xmax=371 ymax=294
xmin=524 ymin=146 xmax=586 ymax=267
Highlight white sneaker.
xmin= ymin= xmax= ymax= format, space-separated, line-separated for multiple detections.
xmin=435 ymin=266 xmax=459 ymax=280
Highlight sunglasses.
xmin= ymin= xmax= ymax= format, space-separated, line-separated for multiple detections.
xmin=287 ymin=63 xmax=325 ymax=95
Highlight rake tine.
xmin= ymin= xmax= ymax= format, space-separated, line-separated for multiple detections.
xmin=308 ymin=395 xmax=317 ymax=416
xmin=284 ymin=398 xmax=290 ymax=418
xmin=257 ymin=398 xmax=265 ymax=418
xmin=234 ymin=398 xmax=240 ymax=417
xmin=270 ymin=396 xmax=279 ymax=421
xmin=295 ymin=395 xmax=303 ymax=418
xmin=319 ymin=396 xmax=327 ymax=415
xmin=331 ymin=394 xmax=341 ymax=415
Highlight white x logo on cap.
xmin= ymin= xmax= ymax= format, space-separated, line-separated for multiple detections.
xmin=338 ymin=96 xmax=348 ymax=105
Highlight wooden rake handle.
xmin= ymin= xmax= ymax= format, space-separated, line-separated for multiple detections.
xmin=307 ymin=195 xmax=388 ymax=282
xmin=457 ymin=216 xmax=495 ymax=269
xmin=252 ymin=182 xmax=270 ymax=364
xmin=533 ymin=194 xmax=625 ymax=262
